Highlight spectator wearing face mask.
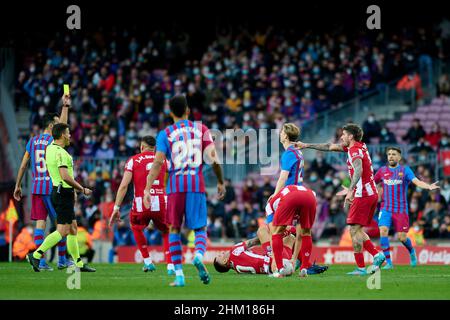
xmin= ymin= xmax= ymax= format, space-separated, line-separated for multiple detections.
xmin=310 ymin=152 xmax=335 ymax=179
xmin=379 ymin=126 xmax=397 ymax=144
xmin=409 ymin=137 xmax=434 ymax=154
xmin=362 ymin=113 xmax=382 ymax=143
xmin=404 ymin=119 xmax=426 ymax=144
xmin=95 ymin=138 xmax=115 ymax=159
xmin=407 ymin=221 xmax=426 ymax=246
xmin=438 ymin=133 xmax=450 ymax=150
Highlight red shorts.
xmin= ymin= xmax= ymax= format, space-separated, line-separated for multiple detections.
xmin=250 ymin=245 xmax=292 ymax=260
xmin=272 ymin=191 xmax=316 ymax=229
xmin=129 ymin=210 xmax=169 ymax=233
xmin=31 ymin=194 xmax=55 ymax=221
xmin=347 ymin=194 xmax=378 ymax=226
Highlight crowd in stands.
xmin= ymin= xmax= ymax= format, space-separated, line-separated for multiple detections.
xmin=10 ymin=23 xmax=450 ymax=251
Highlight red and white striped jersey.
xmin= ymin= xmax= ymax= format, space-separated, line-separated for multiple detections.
xmin=343 ymin=142 xmax=377 ymax=198
xmin=124 ymin=151 xmax=167 ymax=213
xmin=228 ymin=242 xmax=271 ymax=274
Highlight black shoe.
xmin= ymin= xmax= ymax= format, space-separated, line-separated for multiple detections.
xmin=26 ymin=253 xmax=40 ymax=272
xmin=306 ymin=263 xmax=329 ymax=275
xmin=79 ymin=264 xmax=96 ymax=272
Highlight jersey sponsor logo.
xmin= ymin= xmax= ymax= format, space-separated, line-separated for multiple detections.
xmin=384 ymin=179 xmax=403 ymax=186
xmin=232 ymin=245 xmax=245 ymax=256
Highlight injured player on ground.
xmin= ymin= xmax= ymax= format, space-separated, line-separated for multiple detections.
xmin=213 ymin=225 xmax=328 ymax=276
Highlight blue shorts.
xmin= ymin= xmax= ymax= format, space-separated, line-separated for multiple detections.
xmin=167 ymin=192 xmax=207 ymax=230
xmin=378 ymin=209 xmax=410 ymax=233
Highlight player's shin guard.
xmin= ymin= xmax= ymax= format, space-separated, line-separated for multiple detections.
xmin=33 ymin=230 xmax=62 ymax=260
xmin=194 ymin=230 xmax=207 ymax=260
xmin=57 ymin=237 xmax=67 ymax=265
xmin=380 ymin=236 xmax=392 ymax=264
xmin=401 ymin=238 xmax=414 ymax=254
xmin=300 ymin=235 xmax=312 ymax=270
xmin=169 ymin=233 xmax=184 ymax=277
xmin=67 ymin=234 xmax=83 ymax=268
xmin=131 ymin=225 xmax=150 ymax=260
xmin=363 ymin=239 xmax=379 ymax=257
xmin=34 ymin=228 xmax=46 ymax=266
xmin=271 ymin=234 xmax=284 ymax=271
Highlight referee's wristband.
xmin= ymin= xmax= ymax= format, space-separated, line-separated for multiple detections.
xmin=114 ymin=205 xmax=120 ymax=211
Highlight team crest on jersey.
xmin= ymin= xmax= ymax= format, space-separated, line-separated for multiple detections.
xmin=399 ymin=172 xmax=403 ymax=177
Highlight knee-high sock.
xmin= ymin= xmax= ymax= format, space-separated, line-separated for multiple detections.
xmin=354 ymin=252 xmax=365 ymax=268
xmin=57 ymin=237 xmax=67 ymax=264
xmin=363 ymin=239 xmax=379 ymax=257
xmin=67 ymin=234 xmax=83 ymax=267
xmin=169 ymin=233 xmax=183 ymax=277
xmin=34 ymin=228 xmax=46 ymax=265
xmin=162 ymin=233 xmax=173 ymax=266
xmin=261 ymin=241 xmax=271 ymax=255
xmin=194 ymin=230 xmax=207 ymax=260
xmin=33 ymin=231 xmax=62 ymax=260
xmin=271 ymin=234 xmax=284 ymax=271
xmin=131 ymin=225 xmax=150 ymax=261
xmin=401 ymin=238 xmax=415 ymax=254
xmin=300 ymin=235 xmax=312 ymax=270
xmin=380 ymin=236 xmax=392 ymax=264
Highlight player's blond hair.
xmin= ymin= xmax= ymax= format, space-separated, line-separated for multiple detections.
xmin=282 ymin=123 xmax=301 ymax=142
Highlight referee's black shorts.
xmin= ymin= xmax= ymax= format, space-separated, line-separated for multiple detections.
xmin=51 ymin=186 xmax=75 ymax=225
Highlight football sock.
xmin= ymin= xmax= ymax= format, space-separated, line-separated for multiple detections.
xmin=380 ymin=236 xmax=392 ymax=264
xmin=300 ymin=235 xmax=312 ymax=270
xmin=271 ymin=234 xmax=284 ymax=271
xmin=67 ymin=234 xmax=83 ymax=268
xmin=363 ymin=239 xmax=379 ymax=257
xmin=261 ymin=241 xmax=271 ymax=255
xmin=57 ymin=237 xmax=67 ymax=265
xmin=354 ymin=252 xmax=365 ymax=268
xmin=194 ymin=230 xmax=207 ymax=260
xmin=131 ymin=225 xmax=150 ymax=259
xmin=401 ymin=238 xmax=414 ymax=254
xmin=34 ymin=228 xmax=46 ymax=265
xmin=144 ymin=257 xmax=153 ymax=265
xmin=33 ymin=230 xmax=62 ymax=259
xmin=169 ymin=233 xmax=183 ymax=276
xmin=162 ymin=232 xmax=172 ymax=265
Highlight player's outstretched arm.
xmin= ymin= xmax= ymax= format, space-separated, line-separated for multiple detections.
xmin=412 ymin=178 xmax=440 ymax=191
xmin=58 ymin=94 xmax=71 ymax=124
xmin=109 ymin=171 xmax=132 ymax=227
xmin=14 ymin=151 xmax=31 ymax=201
xmin=205 ymin=144 xmax=226 ymax=200
xmin=144 ymin=151 xmax=166 ymax=209
xmin=295 ymin=141 xmax=345 ymax=152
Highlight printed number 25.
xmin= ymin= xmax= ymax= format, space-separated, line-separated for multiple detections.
xmin=172 ymin=139 xmax=201 ymax=170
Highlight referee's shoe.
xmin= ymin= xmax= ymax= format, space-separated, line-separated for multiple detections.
xmin=27 ymin=252 xmax=41 ymax=272
xmin=77 ymin=263 xmax=96 ymax=272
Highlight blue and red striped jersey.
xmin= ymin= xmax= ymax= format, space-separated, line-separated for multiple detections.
xmin=26 ymin=133 xmax=54 ymax=195
xmin=374 ymin=165 xmax=416 ymax=214
xmin=156 ymin=120 xmax=213 ymax=194
xmin=280 ymin=146 xmax=304 ymax=186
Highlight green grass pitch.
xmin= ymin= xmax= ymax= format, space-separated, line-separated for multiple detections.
xmin=0 ymin=262 xmax=449 ymax=300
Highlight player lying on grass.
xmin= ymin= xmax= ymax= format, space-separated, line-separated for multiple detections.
xmin=109 ymin=136 xmax=174 ymax=274
xmin=213 ymin=223 xmax=328 ymax=276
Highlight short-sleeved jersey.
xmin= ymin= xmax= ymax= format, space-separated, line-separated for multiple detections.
xmin=343 ymin=142 xmax=377 ymax=198
xmin=45 ymin=143 xmax=74 ymax=188
xmin=374 ymin=165 xmax=416 ymax=214
xmin=156 ymin=120 xmax=213 ymax=194
xmin=265 ymin=185 xmax=316 ymax=218
xmin=228 ymin=242 xmax=271 ymax=274
xmin=124 ymin=151 xmax=167 ymax=213
xmin=26 ymin=133 xmax=54 ymax=195
xmin=280 ymin=146 xmax=304 ymax=186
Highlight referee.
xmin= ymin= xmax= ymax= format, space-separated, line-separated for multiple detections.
xmin=27 ymin=123 xmax=96 ymax=272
